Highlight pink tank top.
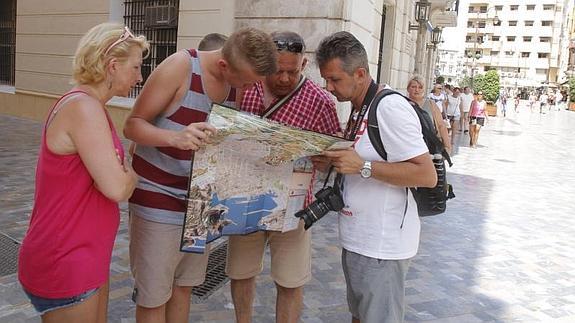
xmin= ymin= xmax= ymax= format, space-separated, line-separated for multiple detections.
xmin=18 ymin=91 xmax=123 ymax=298
xmin=470 ymin=100 xmax=487 ymax=117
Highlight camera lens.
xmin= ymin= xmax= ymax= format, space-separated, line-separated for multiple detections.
xmin=295 ymin=200 xmax=330 ymax=230
xmin=294 ymin=187 xmax=344 ymax=230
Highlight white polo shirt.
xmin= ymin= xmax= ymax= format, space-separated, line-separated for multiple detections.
xmin=339 ymin=90 xmax=428 ymax=260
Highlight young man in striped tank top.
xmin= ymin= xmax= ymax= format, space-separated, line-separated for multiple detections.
xmin=123 ymin=28 xmax=278 ymax=323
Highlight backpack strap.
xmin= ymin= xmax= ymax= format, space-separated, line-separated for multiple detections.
xmin=366 ymin=89 xmax=452 ymax=166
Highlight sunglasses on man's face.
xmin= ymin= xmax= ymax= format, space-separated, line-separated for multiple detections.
xmin=274 ymin=40 xmax=304 ymax=53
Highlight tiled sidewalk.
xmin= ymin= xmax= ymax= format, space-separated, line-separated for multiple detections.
xmin=1 ymin=106 xmax=575 ymax=322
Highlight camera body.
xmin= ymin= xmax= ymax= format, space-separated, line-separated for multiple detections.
xmin=295 ymin=186 xmax=345 ymax=230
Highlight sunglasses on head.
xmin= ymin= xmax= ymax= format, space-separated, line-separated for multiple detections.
xmin=104 ymin=26 xmax=135 ymax=56
xmin=274 ymin=40 xmax=304 ymax=53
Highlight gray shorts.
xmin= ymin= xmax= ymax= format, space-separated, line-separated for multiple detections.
xmin=342 ymin=248 xmax=411 ymax=323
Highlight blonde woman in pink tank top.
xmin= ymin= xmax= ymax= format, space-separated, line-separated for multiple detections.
xmin=469 ymin=91 xmax=489 ymax=148
xmin=18 ymin=23 xmax=148 ymax=321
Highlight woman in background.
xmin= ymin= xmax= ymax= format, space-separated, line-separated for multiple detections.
xmin=407 ymin=75 xmax=452 ymax=154
xmin=18 ymin=23 xmax=148 ymax=322
xmin=469 ymin=91 xmax=489 ymax=148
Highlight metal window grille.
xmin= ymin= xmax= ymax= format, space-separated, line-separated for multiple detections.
xmin=0 ymin=0 xmax=16 ymax=86
xmin=124 ymin=0 xmax=179 ymax=97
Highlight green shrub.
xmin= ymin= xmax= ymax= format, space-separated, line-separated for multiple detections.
xmin=458 ymin=76 xmax=472 ymax=89
xmin=473 ymin=70 xmax=500 ymax=103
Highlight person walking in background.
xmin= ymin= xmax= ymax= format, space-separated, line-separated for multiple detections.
xmin=539 ymin=92 xmax=548 ymax=114
xmin=499 ymin=92 xmax=508 ymax=117
xmin=123 ymin=28 xmax=277 ymax=323
xmin=469 ymin=91 xmax=488 ymax=148
xmin=460 ymin=86 xmax=474 ymax=134
xmin=562 ymin=90 xmax=569 ymax=110
xmin=553 ymin=90 xmax=562 ymax=111
xmin=428 ymin=83 xmax=448 ymax=115
xmin=229 ymin=31 xmax=341 ymax=323
xmin=528 ymin=92 xmax=537 ymax=112
xmin=514 ymin=94 xmax=520 ymax=113
xmin=18 ymin=23 xmax=148 ymax=322
xmin=445 ymin=87 xmax=461 ymax=143
xmin=406 ymin=76 xmax=452 ymax=155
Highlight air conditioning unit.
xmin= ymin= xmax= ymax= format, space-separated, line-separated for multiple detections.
xmin=145 ymin=5 xmax=177 ymax=29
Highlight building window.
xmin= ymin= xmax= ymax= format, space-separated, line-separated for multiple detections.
xmin=505 ymin=51 xmax=515 ymax=57
xmin=538 ymin=53 xmax=549 ymax=58
xmin=466 ymin=35 xmax=473 ymax=42
xmin=468 ymin=6 xmax=475 ymax=13
xmin=510 ymin=5 xmax=519 ymax=11
xmin=508 ymin=21 xmax=517 ymax=26
xmin=478 ymin=21 xmax=486 ymax=28
xmin=479 ymin=6 xmax=487 ymax=13
xmin=541 ymin=21 xmax=553 ymax=27
xmin=523 ymin=36 xmax=532 ymax=42
xmin=124 ymin=0 xmax=180 ymax=98
xmin=495 ymin=5 xmax=503 ymax=11
xmin=492 ymin=36 xmax=500 ymax=41
xmin=540 ymin=37 xmax=551 ymax=43
xmin=467 ymin=21 xmax=474 ymax=28
xmin=525 ymin=21 xmax=534 ymax=26
xmin=521 ymin=52 xmax=530 ymax=58
xmin=0 ymin=0 xmax=16 ymax=86
xmin=491 ymin=51 xmax=499 ymax=56
xmin=507 ymin=36 xmax=516 ymax=42
xmin=526 ymin=5 xmax=535 ymax=10
xmin=543 ymin=5 xmax=554 ymax=11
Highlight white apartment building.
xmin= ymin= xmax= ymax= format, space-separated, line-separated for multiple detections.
xmin=437 ymin=48 xmax=465 ymax=84
xmin=464 ymin=0 xmax=569 ymax=92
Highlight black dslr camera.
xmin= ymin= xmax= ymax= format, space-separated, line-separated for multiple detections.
xmin=295 ymin=186 xmax=345 ymax=230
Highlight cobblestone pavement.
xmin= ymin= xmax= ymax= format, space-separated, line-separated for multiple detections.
xmin=1 ymin=103 xmax=575 ymax=322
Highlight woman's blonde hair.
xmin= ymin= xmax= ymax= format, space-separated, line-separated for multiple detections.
xmin=407 ymin=75 xmax=426 ymax=89
xmin=73 ymin=22 xmax=149 ymax=85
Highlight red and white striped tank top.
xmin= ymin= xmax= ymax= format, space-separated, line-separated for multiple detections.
xmin=129 ymin=49 xmax=236 ymax=224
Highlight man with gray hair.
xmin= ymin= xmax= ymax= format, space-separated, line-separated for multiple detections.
xmin=312 ymin=31 xmax=436 ymax=323
xmin=227 ymin=30 xmax=341 ymax=323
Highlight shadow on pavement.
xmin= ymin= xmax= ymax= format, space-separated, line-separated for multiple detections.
xmin=405 ymin=173 xmax=507 ymax=322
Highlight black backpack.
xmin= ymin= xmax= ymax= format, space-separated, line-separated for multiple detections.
xmin=366 ymin=89 xmax=455 ymax=217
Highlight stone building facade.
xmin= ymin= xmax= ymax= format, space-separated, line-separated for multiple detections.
xmin=0 ymin=0 xmax=457 ymax=128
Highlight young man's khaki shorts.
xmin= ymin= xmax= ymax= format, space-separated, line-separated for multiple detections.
xmin=129 ymin=214 xmax=209 ymax=308
xmin=226 ymin=222 xmax=311 ymax=288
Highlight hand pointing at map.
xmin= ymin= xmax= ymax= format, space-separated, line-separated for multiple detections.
xmin=170 ymin=122 xmax=217 ymax=151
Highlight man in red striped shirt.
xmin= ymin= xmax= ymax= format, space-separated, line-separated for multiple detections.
xmin=227 ymin=31 xmax=341 ymax=323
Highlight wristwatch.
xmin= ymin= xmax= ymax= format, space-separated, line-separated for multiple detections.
xmin=360 ymin=161 xmax=372 ymax=179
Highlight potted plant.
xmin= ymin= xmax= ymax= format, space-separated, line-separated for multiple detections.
xmin=475 ymin=70 xmax=500 ymax=116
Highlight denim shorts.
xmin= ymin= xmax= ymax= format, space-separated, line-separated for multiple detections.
xmin=24 ymin=288 xmax=98 ymax=315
